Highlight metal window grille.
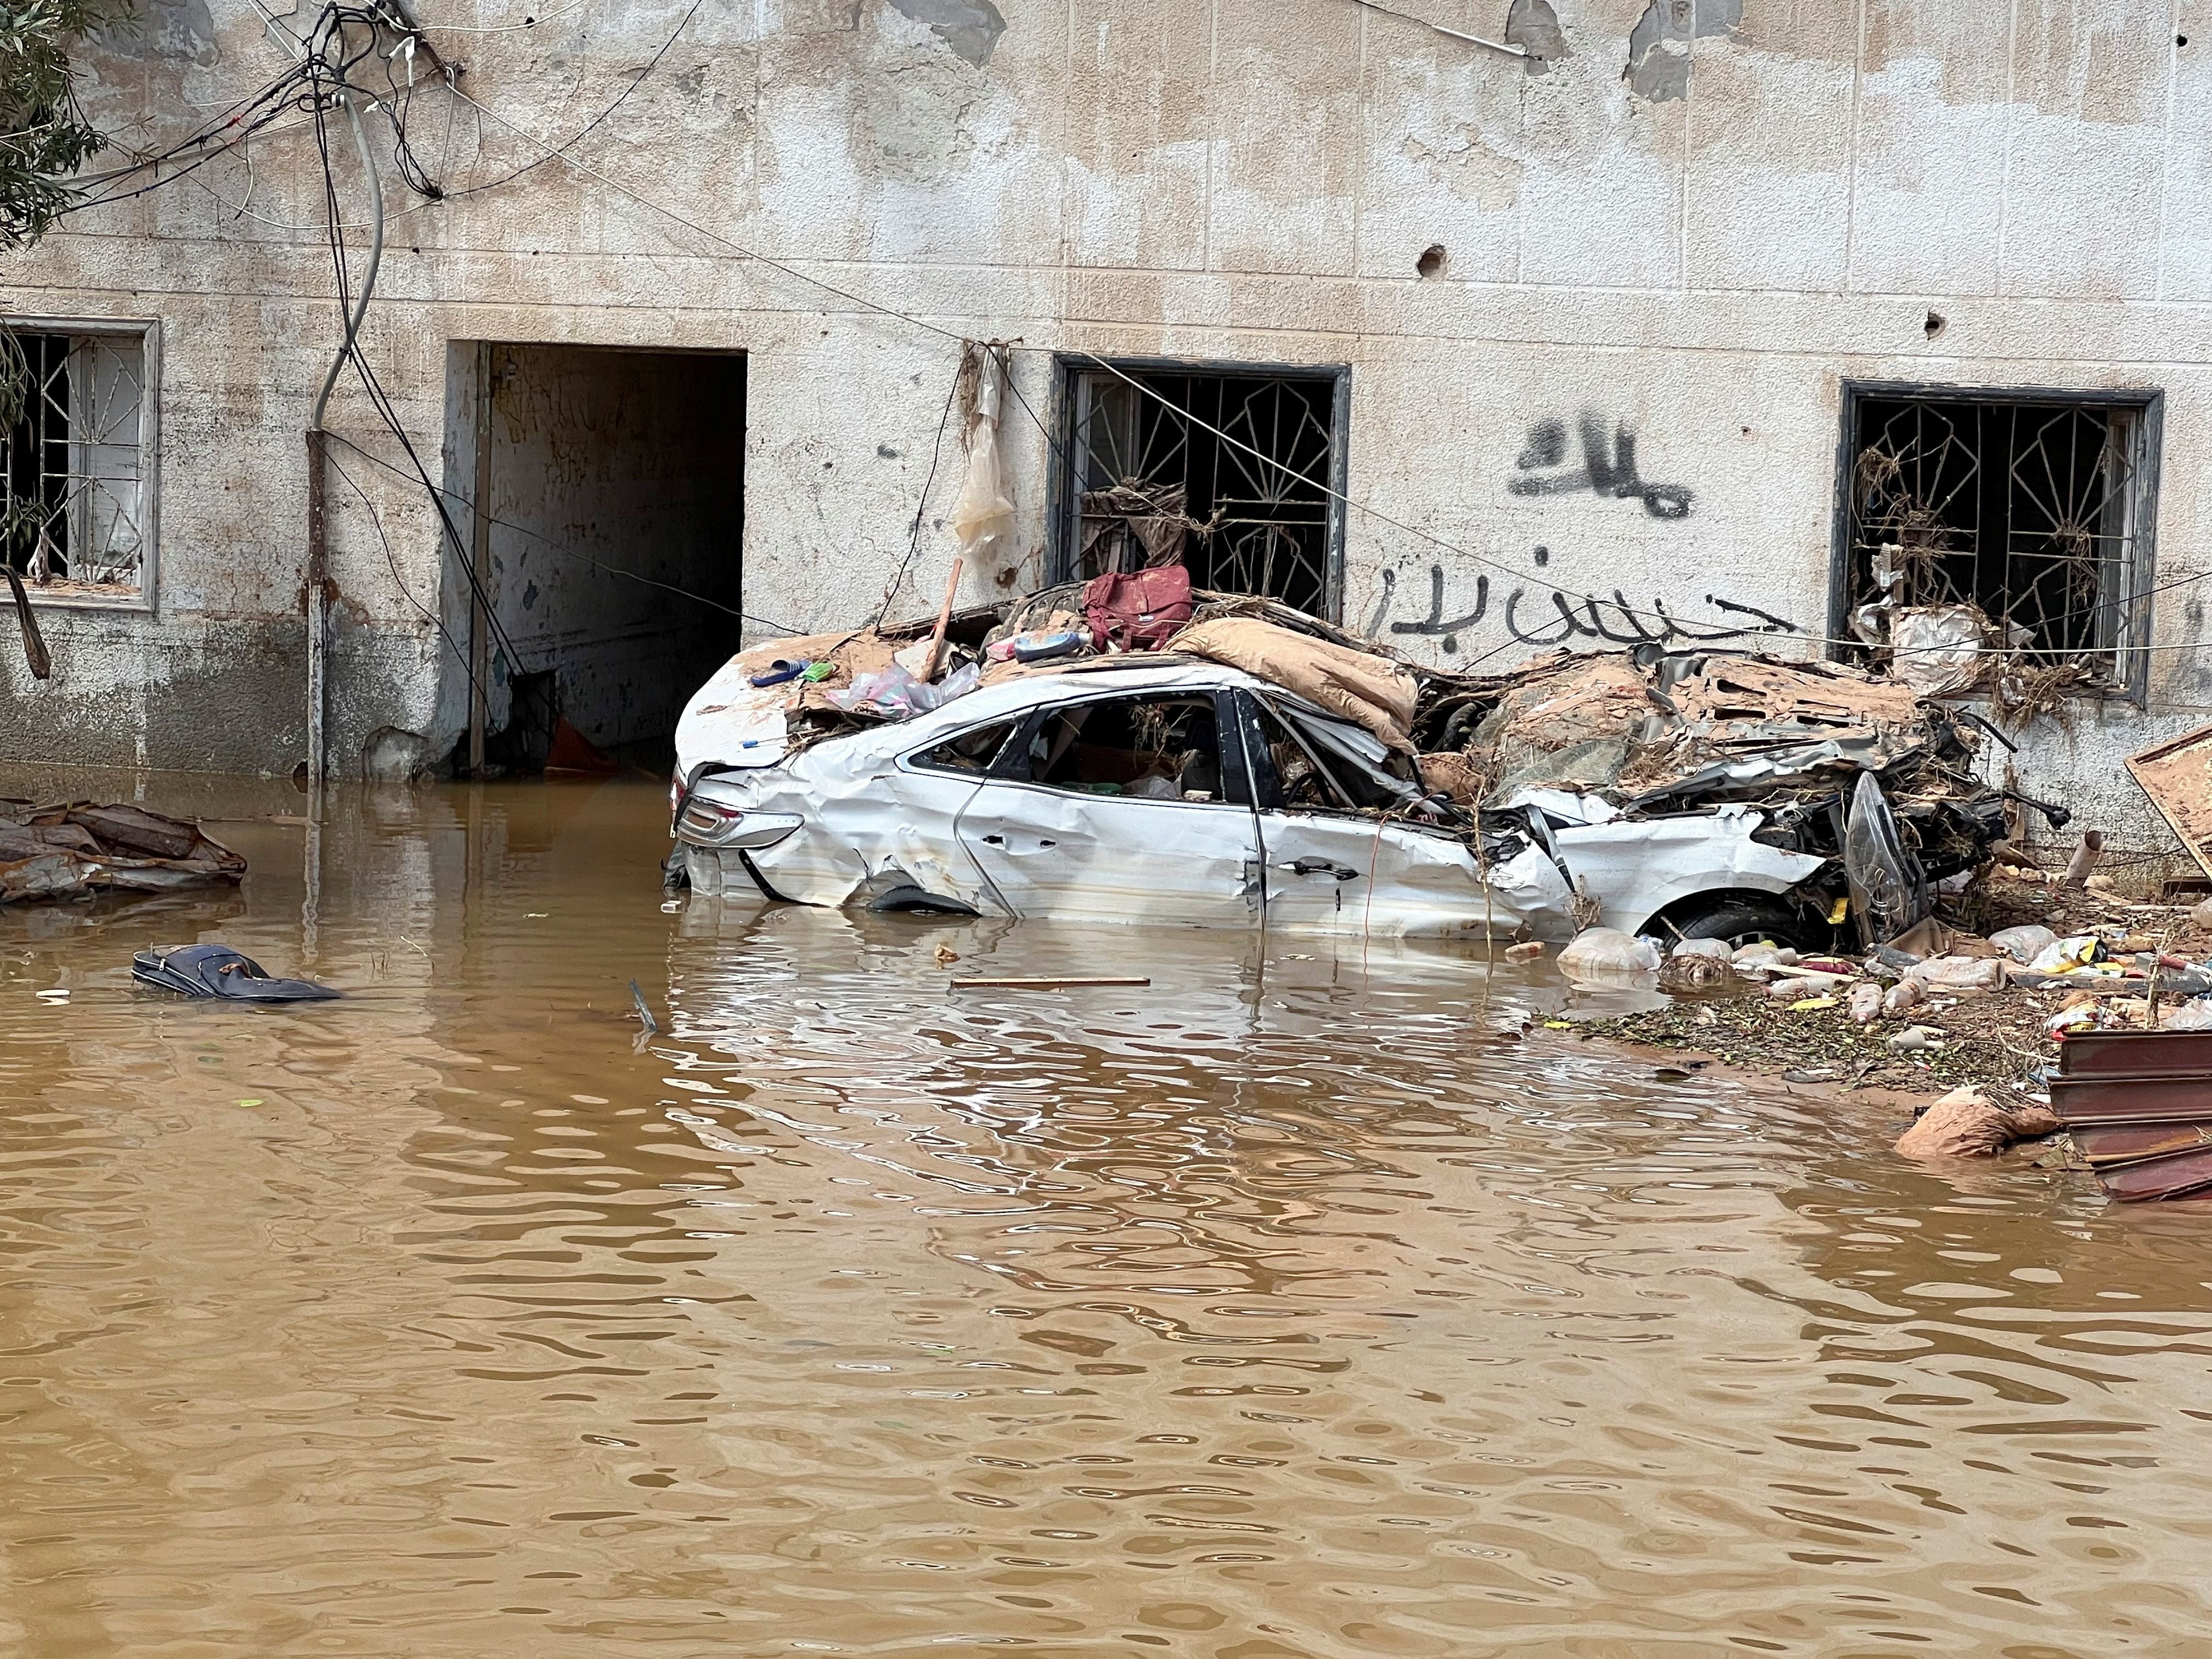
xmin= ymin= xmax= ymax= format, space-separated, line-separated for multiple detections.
xmin=1058 ymin=364 xmax=1345 ymax=619
xmin=1 ymin=329 xmax=149 ymax=591
xmin=1839 ymin=390 xmax=2157 ymax=685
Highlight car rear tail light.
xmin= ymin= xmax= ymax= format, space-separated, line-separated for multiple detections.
xmin=674 ymin=798 xmax=804 ymax=850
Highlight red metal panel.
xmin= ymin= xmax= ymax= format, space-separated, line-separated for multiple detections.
xmin=2058 ymin=1029 xmax=2212 ymax=1080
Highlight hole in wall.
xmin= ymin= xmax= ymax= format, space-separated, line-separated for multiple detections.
xmin=1415 ymin=244 xmax=1448 ymax=280
xmin=1924 ymin=309 xmax=1948 ymax=340
xmin=2179 ymin=33 xmax=2190 ymax=46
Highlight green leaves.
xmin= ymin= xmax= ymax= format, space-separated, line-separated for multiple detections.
xmin=0 ymin=0 xmax=132 ymax=249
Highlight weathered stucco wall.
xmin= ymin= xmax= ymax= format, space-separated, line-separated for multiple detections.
xmin=3 ymin=0 xmax=2207 ymax=842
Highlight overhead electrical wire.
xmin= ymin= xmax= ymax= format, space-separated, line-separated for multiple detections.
xmin=61 ymin=2 xmax=2203 ymax=675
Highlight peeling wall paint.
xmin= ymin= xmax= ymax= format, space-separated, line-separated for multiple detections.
xmin=1624 ymin=0 xmax=1743 ymax=101
xmin=883 ymin=0 xmax=1006 ymax=66
xmin=1504 ymin=0 xmax=1568 ymax=69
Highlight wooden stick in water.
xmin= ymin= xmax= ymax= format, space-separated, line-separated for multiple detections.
xmin=950 ymin=976 xmax=1152 ymax=989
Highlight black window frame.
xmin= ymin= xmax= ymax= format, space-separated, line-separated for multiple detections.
xmin=1046 ymin=353 xmax=1351 ymax=622
xmin=1828 ymin=379 xmax=2163 ymax=704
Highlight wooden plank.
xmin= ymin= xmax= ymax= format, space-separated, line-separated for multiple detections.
xmin=2126 ymin=720 xmax=2212 ymax=882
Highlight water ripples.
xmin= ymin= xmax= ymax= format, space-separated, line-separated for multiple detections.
xmin=1 ymin=777 xmax=2208 ymax=1654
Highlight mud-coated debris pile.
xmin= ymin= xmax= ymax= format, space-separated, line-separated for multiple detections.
xmin=0 ymin=800 xmax=244 ymax=904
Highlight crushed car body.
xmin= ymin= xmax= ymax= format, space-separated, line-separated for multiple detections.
xmin=670 ymin=579 xmax=2027 ymax=944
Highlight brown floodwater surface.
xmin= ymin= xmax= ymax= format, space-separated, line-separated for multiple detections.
xmin=3 ymin=771 xmax=2211 ymax=1657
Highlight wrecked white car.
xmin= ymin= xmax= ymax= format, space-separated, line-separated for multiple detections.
xmin=670 ymin=655 xmax=1923 ymax=943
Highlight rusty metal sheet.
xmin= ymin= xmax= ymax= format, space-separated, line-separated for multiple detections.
xmin=2126 ymin=720 xmax=2212 ymax=881
xmin=2057 ymin=1028 xmax=2212 ymax=1080
xmin=2072 ymin=1122 xmax=2212 ymax=1168
xmin=2097 ymin=1145 xmax=2212 ymax=1203
xmin=2051 ymin=1076 xmax=2212 ymax=1123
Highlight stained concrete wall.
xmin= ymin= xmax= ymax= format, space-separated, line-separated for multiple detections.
xmin=4 ymin=0 xmax=2208 ymax=841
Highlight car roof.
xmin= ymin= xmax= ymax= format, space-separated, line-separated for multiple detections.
xmin=800 ymin=660 xmax=1282 ymax=767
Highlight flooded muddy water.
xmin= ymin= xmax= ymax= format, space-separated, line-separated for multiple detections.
xmin=4 ymin=771 xmax=2211 ymax=1656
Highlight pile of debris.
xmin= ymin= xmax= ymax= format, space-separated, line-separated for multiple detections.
xmin=0 ymin=800 xmax=245 ymax=904
xmin=1573 ymin=872 xmax=2212 ymax=1180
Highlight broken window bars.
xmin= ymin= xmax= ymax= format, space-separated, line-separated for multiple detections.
xmin=1049 ymin=357 xmax=1350 ymax=620
xmin=0 ymin=326 xmax=152 ymax=597
xmin=1830 ymin=382 xmax=2161 ymax=699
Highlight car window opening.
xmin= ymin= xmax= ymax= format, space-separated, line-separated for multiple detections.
xmin=914 ymin=719 xmax=1019 ymax=775
xmin=1256 ymin=698 xmax=1427 ymax=815
xmin=1021 ymin=696 xmax=1223 ymax=800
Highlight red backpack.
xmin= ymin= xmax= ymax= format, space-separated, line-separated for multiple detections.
xmin=1083 ymin=566 xmax=1193 ymax=652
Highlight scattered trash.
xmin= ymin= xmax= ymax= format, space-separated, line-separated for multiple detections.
xmin=1848 ymin=980 xmax=1884 ymax=1024
xmin=629 ymin=979 xmax=661 ymax=1035
xmin=1886 ymin=1026 xmax=1944 ymax=1052
xmin=131 ymin=945 xmax=339 ymax=1003
xmin=1502 ymin=941 xmax=1545 ymax=962
xmin=934 ymin=944 xmax=960 ymax=967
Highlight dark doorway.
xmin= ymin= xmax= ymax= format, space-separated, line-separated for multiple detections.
xmin=1052 ymin=358 xmax=1348 ymax=619
xmin=447 ymin=343 xmax=745 ymax=768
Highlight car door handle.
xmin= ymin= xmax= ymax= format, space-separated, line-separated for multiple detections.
xmin=1284 ymin=858 xmax=1362 ymax=881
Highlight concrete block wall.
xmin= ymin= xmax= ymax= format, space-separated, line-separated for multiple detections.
xmin=1 ymin=0 xmax=2204 ymax=843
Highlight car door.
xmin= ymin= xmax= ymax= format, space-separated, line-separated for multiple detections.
xmin=952 ymin=688 xmax=1264 ymax=925
xmin=1231 ymin=691 xmax=1510 ymax=938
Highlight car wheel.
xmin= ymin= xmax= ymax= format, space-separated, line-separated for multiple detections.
xmin=1660 ymin=894 xmax=1819 ymax=953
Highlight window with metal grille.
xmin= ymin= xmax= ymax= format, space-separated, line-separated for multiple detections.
xmin=1833 ymin=383 xmax=2160 ymax=696
xmin=1 ymin=326 xmax=152 ymax=597
xmin=1053 ymin=359 xmax=1347 ymax=619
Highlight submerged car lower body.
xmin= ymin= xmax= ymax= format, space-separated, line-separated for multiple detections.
xmin=673 ymin=765 xmax=1835 ymax=943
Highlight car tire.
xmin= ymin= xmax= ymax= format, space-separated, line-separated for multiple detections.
xmin=1660 ymin=894 xmax=1819 ymax=953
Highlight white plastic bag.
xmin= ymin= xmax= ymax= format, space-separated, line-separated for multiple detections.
xmin=947 ymin=345 xmax=1015 ymax=561
xmin=827 ymin=663 xmax=926 ymax=719
xmin=1988 ymin=924 xmax=2057 ymax=964
xmin=1558 ymin=927 xmax=1662 ymax=980
xmin=908 ymin=661 xmax=981 ymax=713
xmin=2029 ymin=935 xmax=2104 ymax=974
xmin=1906 ymin=955 xmax=2006 ymax=993
xmin=2162 ymin=996 xmax=2212 ymax=1032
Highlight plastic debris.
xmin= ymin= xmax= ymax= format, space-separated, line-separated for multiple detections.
xmin=1557 ymin=927 xmax=1663 ymax=979
xmin=1988 ymin=924 xmax=2058 ymax=964
xmin=1849 ymin=980 xmax=1885 ymax=1024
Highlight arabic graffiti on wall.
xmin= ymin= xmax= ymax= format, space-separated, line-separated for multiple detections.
xmin=1511 ymin=411 xmax=1692 ymax=519
xmin=1374 ymin=565 xmax=1801 ymax=654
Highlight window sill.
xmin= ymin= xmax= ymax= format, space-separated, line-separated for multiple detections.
xmin=17 ymin=581 xmax=150 ymax=613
